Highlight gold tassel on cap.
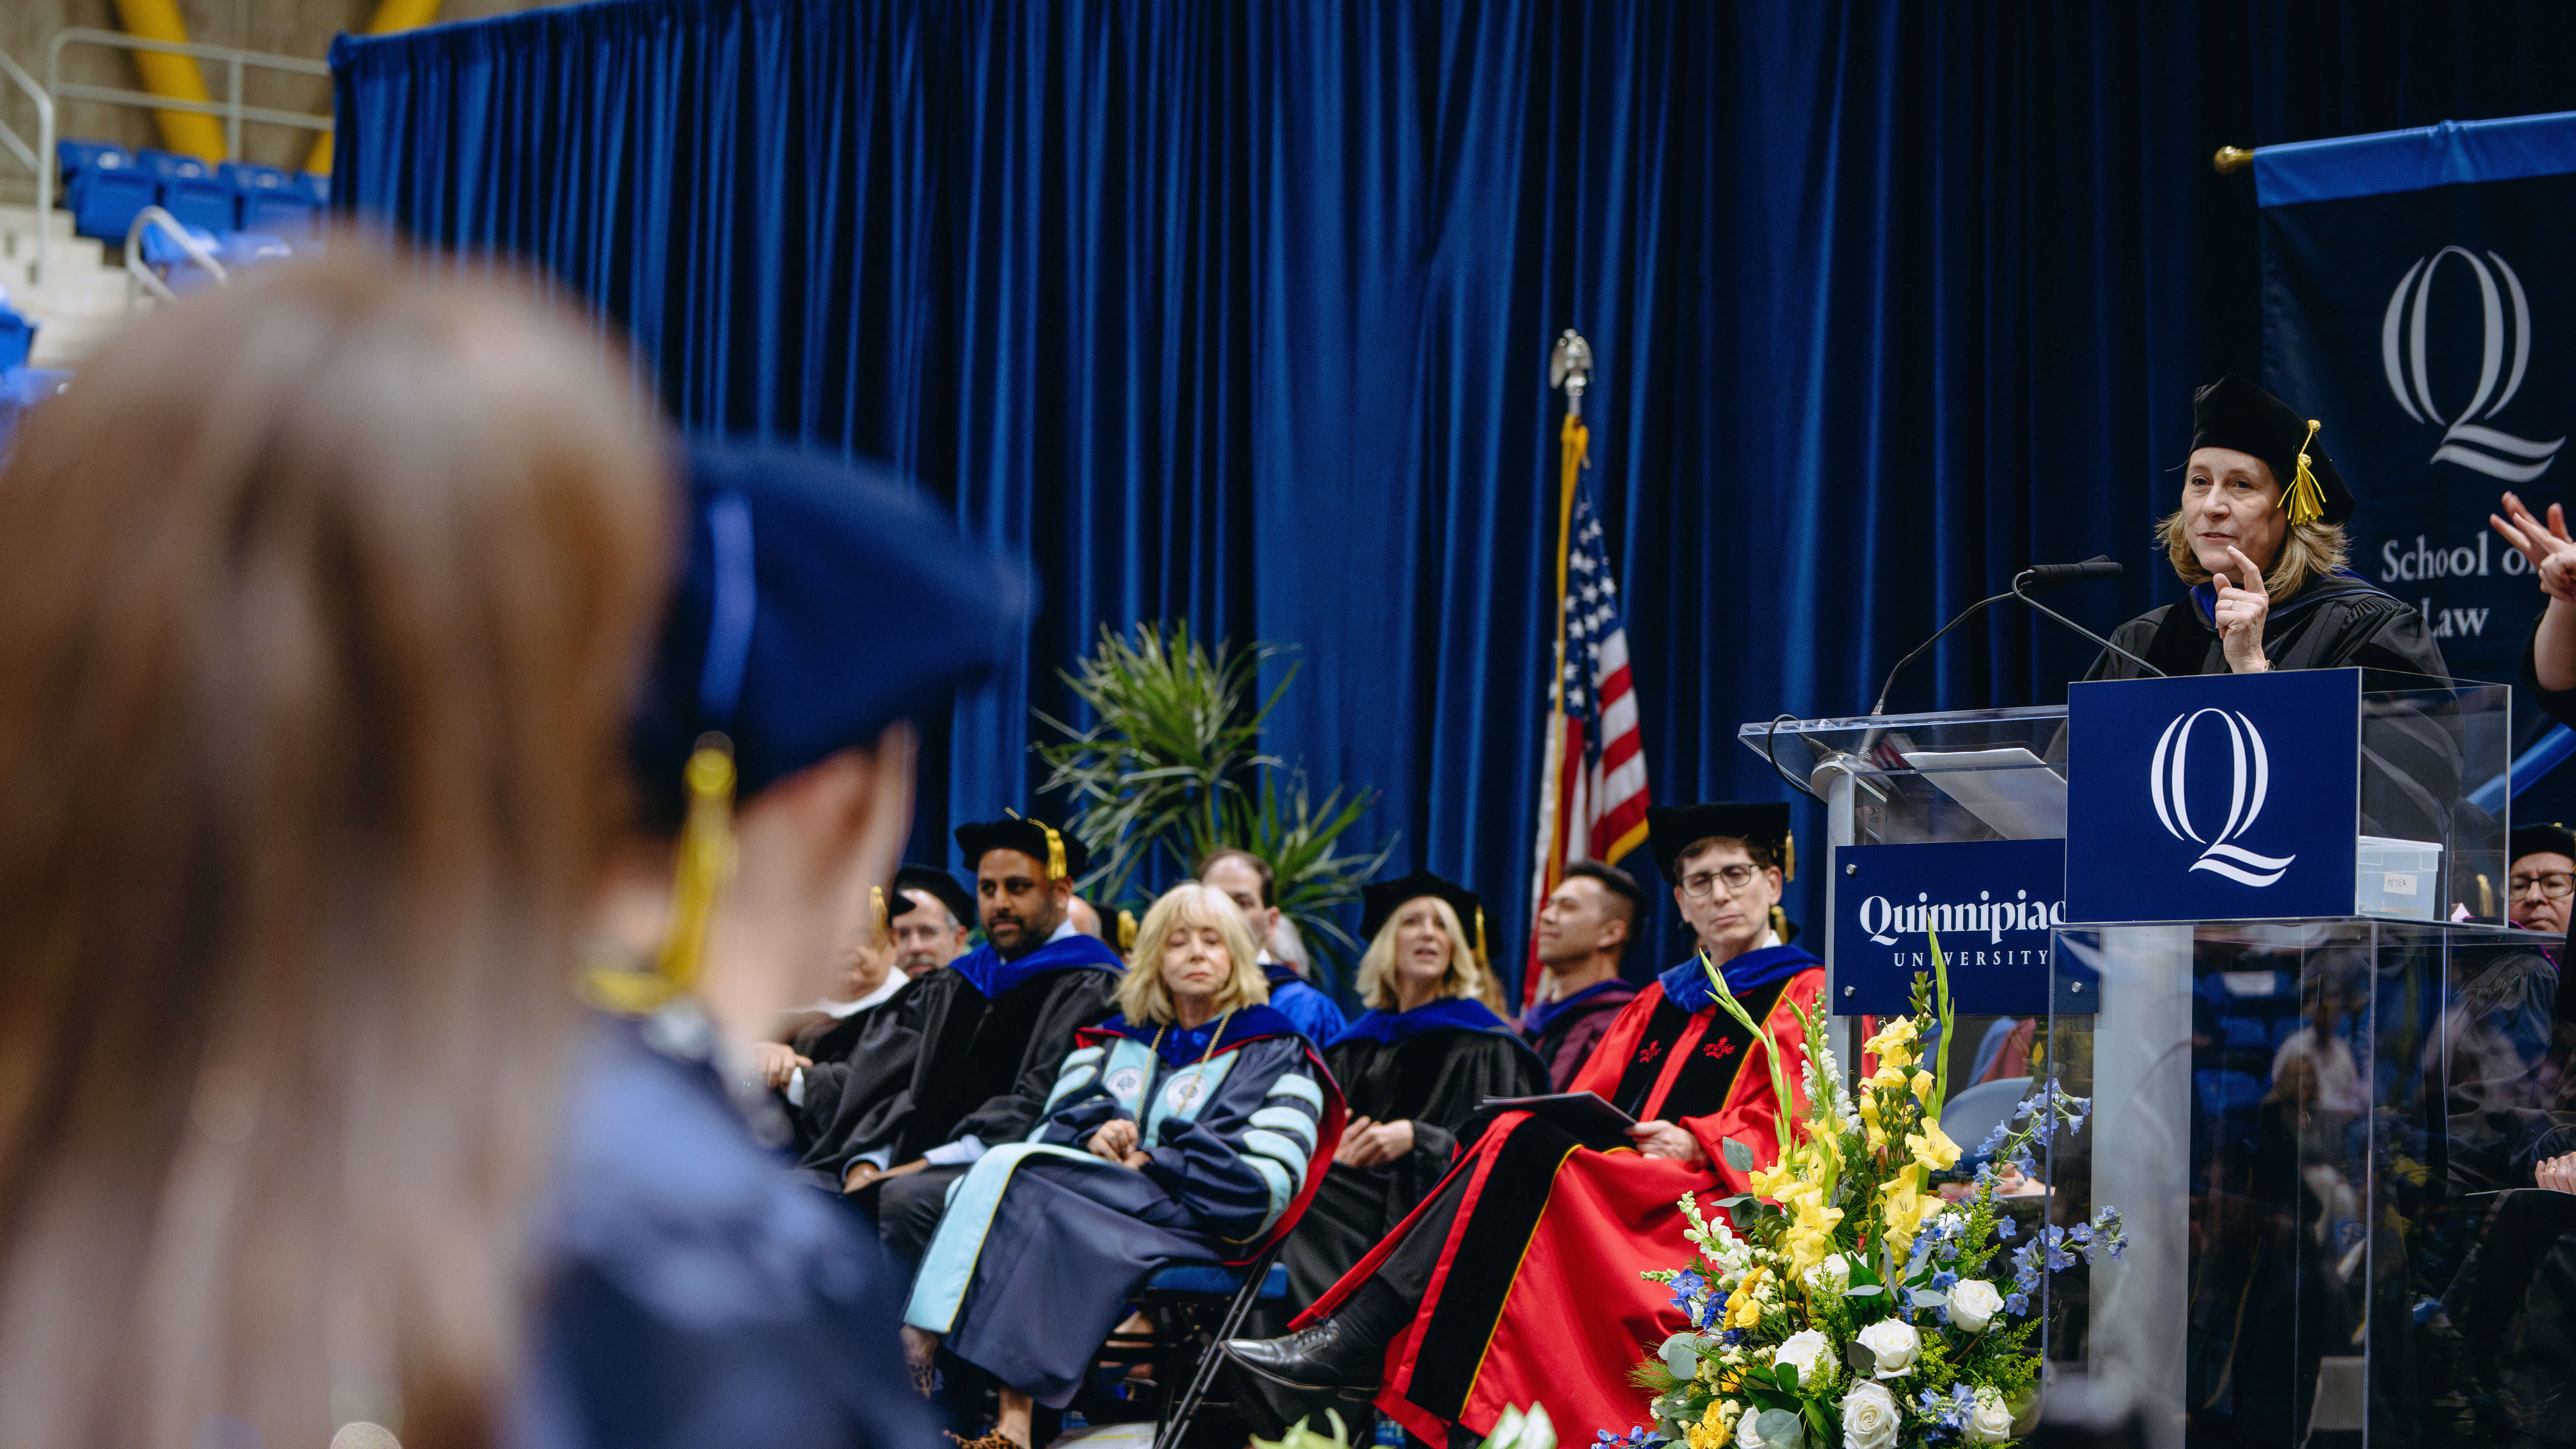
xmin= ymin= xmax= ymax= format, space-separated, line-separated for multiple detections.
xmin=1004 ymin=806 xmax=1070 ymax=880
xmin=872 ymin=885 xmax=889 ymax=936
xmin=588 ymin=735 xmax=737 ymax=1016
xmin=2285 ymin=419 xmax=2326 ymax=527
xmin=1118 ymin=909 xmax=1138 ymax=951
xmin=1473 ymin=906 xmax=1490 ymax=972
xmin=1783 ymin=832 xmax=1795 ymax=882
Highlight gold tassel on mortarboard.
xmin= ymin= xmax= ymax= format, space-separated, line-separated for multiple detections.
xmin=1004 ymin=807 xmax=1070 ymax=880
xmin=1783 ymin=832 xmax=1795 ymax=882
xmin=587 ymin=736 xmax=737 ymax=1016
xmin=2285 ymin=419 xmax=2326 ymax=528
xmin=1473 ymin=906 xmax=1490 ymax=973
xmin=1118 ymin=909 xmax=1138 ymax=952
xmin=872 ymin=885 xmax=889 ymax=936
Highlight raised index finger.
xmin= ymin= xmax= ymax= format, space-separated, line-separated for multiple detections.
xmin=2225 ymin=547 xmax=2268 ymax=596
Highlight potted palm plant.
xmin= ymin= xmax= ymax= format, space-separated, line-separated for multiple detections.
xmin=1034 ymin=622 xmax=1392 ymax=993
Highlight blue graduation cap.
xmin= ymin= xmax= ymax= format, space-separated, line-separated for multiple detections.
xmin=599 ymin=442 xmax=1027 ymax=1014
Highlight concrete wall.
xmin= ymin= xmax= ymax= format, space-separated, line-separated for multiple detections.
xmin=0 ymin=0 xmax=557 ymax=195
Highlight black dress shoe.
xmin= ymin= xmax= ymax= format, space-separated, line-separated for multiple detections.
xmin=1221 ymin=1317 xmax=1386 ymax=1391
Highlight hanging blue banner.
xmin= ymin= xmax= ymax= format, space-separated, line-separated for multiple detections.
xmin=2259 ymin=112 xmax=2576 ymax=686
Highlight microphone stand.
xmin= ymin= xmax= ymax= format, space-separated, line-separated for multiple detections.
xmin=2009 ymin=569 xmax=2164 ymax=679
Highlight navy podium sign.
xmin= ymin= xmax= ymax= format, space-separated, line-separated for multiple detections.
xmin=1833 ymin=838 xmax=2081 ymax=1016
xmin=2067 ymin=669 xmax=2362 ymax=923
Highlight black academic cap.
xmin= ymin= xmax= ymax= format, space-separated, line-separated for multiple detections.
xmin=2510 ymin=823 xmax=2576 ymax=865
xmin=893 ymin=863 xmax=976 ymax=925
xmin=630 ymin=443 xmax=1028 ymax=830
xmin=2189 ymin=374 xmax=2354 ymax=527
xmin=1359 ymin=869 xmax=1485 ymax=949
xmin=955 ymin=816 xmax=1090 ymax=881
xmin=1645 ymin=802 xmax=1795 ymax=884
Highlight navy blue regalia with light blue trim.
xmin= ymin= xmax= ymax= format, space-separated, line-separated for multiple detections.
xmin=902 ymin=1005 xmax=1345 ymax=1407
xmin=1262 ymin=960 xmax=1350 ymax=1045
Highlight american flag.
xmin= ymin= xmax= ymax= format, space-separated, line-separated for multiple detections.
xmin=1527 ymin=464 xmax=1651 ymax=999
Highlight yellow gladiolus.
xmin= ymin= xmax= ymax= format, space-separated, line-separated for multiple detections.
xmin=1880 ymin=1166 xmax=1933 ymax=1259
xmin=1907 ymin=1118 xmax=1962 ymax=1174
xmin=1912 ymin=1070 xmax=1937 ymax=1100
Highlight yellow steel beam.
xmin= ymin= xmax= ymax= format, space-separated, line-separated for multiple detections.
xmin=110 ymin=0 xmax=228 ymax=159
xmin=305 ymin=0 xmax=442 ymax=174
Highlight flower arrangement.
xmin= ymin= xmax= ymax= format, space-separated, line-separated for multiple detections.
xmin=1625 ymin=936 xmax=2122 ymax=1449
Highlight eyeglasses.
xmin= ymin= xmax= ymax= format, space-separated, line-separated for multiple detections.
xmin=2510 ymin=872 xmax=2576 ymax=901
xmin=1679 ymin=864 xmax=1763 ymax=900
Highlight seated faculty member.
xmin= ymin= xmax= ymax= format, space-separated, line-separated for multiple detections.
xmin=554 ymin=441 xmax=1023 ymax=1449
xmin=2087 ymin=374 xmax=2446 ymax=681
xmin=1225 ymin=803 xmax=1827 ymax=1444
xmin=1521 ymin=862 xmax=1647 ymax=1089
xmin=767 ymin=889 xmax=916 ymax=1152
xmin=1274 ymin=871 xmax=1547 ymax=1307
xmin=1202 ymin=846 xmax=1350 ymax=1044
xmin=898 ymin=882 xmax=1344 ymax=1448
xmin=894 ymin=863 xmax=977 ymax=977
xmin=811 ymin=816 xmax=1125 ymax=1266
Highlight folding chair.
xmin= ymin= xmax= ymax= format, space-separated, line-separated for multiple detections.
xmin=1084 ymin=1241 xmax=1293 ymax=1449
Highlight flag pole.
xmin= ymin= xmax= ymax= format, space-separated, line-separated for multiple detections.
xmin=1528 ymin=330 xmax=1592 ymax=1004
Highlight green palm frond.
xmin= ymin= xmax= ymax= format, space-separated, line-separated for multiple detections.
xmin=1033 ymin=621 xmax=1392 ymax=997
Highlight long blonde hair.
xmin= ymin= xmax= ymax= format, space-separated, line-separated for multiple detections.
xmin=1353 ymin=894 xmax=1485 ymax=1011
xmin=0 ymin=253 xmax=670 ymax=1448
xmin=1115 ymin=882 xmax=1270 ymax=1024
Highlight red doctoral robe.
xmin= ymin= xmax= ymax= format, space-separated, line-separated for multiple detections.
xmin=1298 ymin=946 xmax=1826 ymax=1442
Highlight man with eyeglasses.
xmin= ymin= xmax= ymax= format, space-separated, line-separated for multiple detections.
xmin=1223 ymin=801 xmax=1826 ymax=1443
xmin=2508 ymin=824 xmax=2576 ymax=940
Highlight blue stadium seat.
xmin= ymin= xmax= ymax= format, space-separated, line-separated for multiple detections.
xmin=63 ymin=140 xmax=156 ymax=241
xmin=0 ymin=304 xmax=34 ymax=374
xmin=241 ymin=191 xmax=320 ymax=239
xmin=134 ymin=149 xmax=238 ymax=236
xmin=54 ymin=139 xmax=133 ymax=198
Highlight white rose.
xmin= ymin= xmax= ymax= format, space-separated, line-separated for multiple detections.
xmin=1736 ymin=1405 xmax=1766 ymax=1449
xmin=1773 ymin=1329 xmax=1836 ymax=1387
xmin=1839 ymin=1381 xmax=1899 ymax=1449
xmin=1966 ymin=1390 xmax=2016 ymax=1444
xmin=1854 ymin=1318 xmax=1920 ymax=1378
xmin=1802 ymin=1254 xmax=1851 ymax=1298
xmin=1947 ymin=1278 xmax=2004 ymax=1333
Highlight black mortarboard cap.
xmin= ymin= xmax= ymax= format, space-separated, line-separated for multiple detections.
xmin=1645 ymin=802 xmax=1795 ymax=884
xmin=893 ymin=863 xmax=976 ymax=926
xmin=2189 ymin=374 xmax=2353 ymax=527
xmin=955 ymin=816 xmax=1089 ymax=880
xmin=1359 ymin=869 xmax=1485 ymax=953
xmin=630 ymin=443 xmax=1028 ymax=829
xmin=2510 ymin=823 xmax=2576 ymax=865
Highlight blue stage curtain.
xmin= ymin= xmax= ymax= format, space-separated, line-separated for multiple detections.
xmin=333 ymin=0 xmax=2576 ymax=975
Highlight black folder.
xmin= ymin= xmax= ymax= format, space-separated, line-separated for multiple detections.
xmin=1464 ymin=1090 xmax=1639 ymax=1151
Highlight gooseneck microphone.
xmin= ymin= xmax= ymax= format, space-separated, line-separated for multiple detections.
xmin=1869 ymin=556 xmax=2156 ymax=716
xmin=2010 ymin=560 xmax=2164 ymax=680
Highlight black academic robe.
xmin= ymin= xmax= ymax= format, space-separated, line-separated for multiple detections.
xmin=1275 ymin=1000 xmax=1547 ymax=1307
xmin=2088 ymin=571 xmax=2463 ymax=849
xmin=797 ymin=936 xmax=1124 ymax=1179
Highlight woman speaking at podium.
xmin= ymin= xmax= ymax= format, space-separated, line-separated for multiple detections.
xmin=2084 ymin=374 xmax=2449 ymax=682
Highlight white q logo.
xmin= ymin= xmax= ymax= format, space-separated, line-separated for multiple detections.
xmin=2383 ymin=247 xmax=2565 ymax=482
xmin=2148 ymin=709 xmax=2297 ymax=887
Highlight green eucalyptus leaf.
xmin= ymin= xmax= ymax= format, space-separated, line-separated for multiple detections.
xmin=1755 ymin=1409 xmax=1805 ymax=1449
xmin=1721 ymin=1138 xmax=1757 ymax=1171
xmin=1843 ymin=1285 xmax=1883 ymax=1298
xmin=1845 ymin=1341 xmax=1878 ymax=1374
xmin=1910 ymin=1288 xmax=1950 ymax=1308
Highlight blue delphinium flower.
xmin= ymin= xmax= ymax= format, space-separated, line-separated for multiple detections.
xmin=2004 ymin=1290 xmax=2031 ymax=1315
xmin=2011 ymin=1237 xmax=2044 ymax=1292
xmin=1995 ymin=1217 xmax=2017 ymax=1239
xmin=2043 ymin=1225 xmax=2078 ymax=1272
xmin=1931 ymin=1270 xmax=1959 ymax=1291
xmin=2068 ymin=1222 xmax=2093 ymax=1245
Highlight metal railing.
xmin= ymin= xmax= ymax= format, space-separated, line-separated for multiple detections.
xmin=31 ymin=29 xmax=332 ymax=287
xmin=0 ymin=49 xmax=49 ymax=185
xmin=124 ymin=205 xmax=227 ymax=304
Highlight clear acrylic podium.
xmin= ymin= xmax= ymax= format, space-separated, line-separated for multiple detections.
xmin=1744 ymin=676 xmax=2529 ymax=1449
